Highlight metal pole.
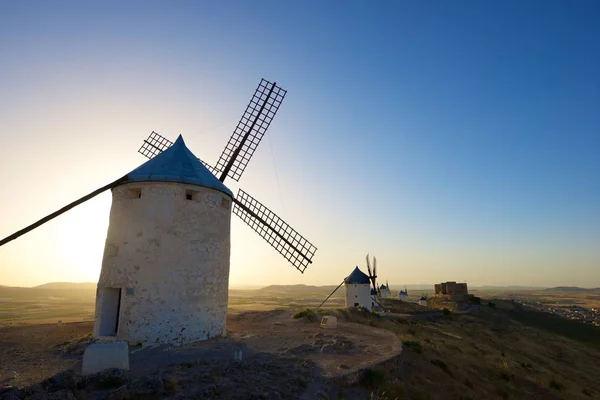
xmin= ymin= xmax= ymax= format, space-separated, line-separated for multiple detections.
xmin=317 ymin=280 xmax=346 ymax=309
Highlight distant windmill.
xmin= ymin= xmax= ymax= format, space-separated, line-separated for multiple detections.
xmin=0 ymin=79 xmax=318 ymax=345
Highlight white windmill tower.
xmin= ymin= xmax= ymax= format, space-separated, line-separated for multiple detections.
xmin=0 ymin=79 xmax=318 ymax=346
xmin=343 ymin=266 xmax=372 ymax=311
xmin=317 ymin=255 xmax=387 ymax=312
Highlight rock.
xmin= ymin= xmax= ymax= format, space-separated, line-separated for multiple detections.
xmin=128 ymin=374 xmax=165 ymax=398
xmin=79 ymin=368 xmax=129 ymax=390
xmin=46 ymin=390 xmax=76 ymax=400
xmin=4 ymin=372 xmax=18 ymax=381
xmin=19 ymin=383 xmax=42 ymax=399
xmin=0 ymin=385 xmax=16 ymax=395
xmin=108 ymin=385 xmax=130 ymax=400
xmin=0 ymin=393 xmax=20 ymax=400
xmin=42 ymin=371 xmax=76 ymax=392
xmin=82 ymin=342 xmax=129 ymax=375
xmin=269 ymin=391 xmax=283 ymax=400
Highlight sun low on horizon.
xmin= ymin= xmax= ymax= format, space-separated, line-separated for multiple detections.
xmin=1 ymin=1 xmax=599 ymax=289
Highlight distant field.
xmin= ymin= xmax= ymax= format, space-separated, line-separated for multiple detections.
xmin=476 ymin=288 xmax=600 ymax=310
xmin=0 ymin=284 xmax=348 ymax=325
xmin=2 ymin=284 xmax=598 ymax=326
xmin=0 ymin=287 xmax=96 ymax=325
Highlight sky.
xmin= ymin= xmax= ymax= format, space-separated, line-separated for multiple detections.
xmin=0 ymin=1 xmax=599 ymax=288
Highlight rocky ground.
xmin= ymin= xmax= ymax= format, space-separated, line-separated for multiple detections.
xmin=0 ymin=310 xmax=401 ymax=399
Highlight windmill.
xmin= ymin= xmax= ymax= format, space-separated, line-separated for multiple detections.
xmin=136 ymin=79 xmax=317 ymax=273
xmin=0 ymin=79 xmax=316 ymax=273
xmin=366 ymin=253 xmax=379 ymax=298
xmin=317 ymin=254 xmax=387 ymax=312
xmin=0 ymin=78 xmax=318 ymax=345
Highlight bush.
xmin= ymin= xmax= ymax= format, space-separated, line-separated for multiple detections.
xmin=487 ymin=302 xmax=496 ymax=308
xmin=297 ymin=376 xmax=308 ymax=388
xmin=403 ymin=340 xmax=422 ymax=354
xmin=431 ymin=359 xmax=452 ymax=376
xmin=550 ymin=379 xmax=564 ymax=391
xmin=292 ymin=309 xmax=318 ymax=322
xmin=363 ymin=368 xmax=386 ymax=388
xmin=443 ymin=308 xmax=452 ymax=316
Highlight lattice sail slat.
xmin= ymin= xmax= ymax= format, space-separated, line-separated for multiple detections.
xmin=233 ymin=189 xmax=317 ymax=273
xmin=215 ymin=79 xmax=287 ymax=182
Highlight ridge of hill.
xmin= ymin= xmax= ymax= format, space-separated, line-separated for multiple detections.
xmin=32 ymin=282 xmax=97 ymax=290
xmin=258 ymin=284 xmax=338 ymax=293
xmin=543 ymin=286 xmax=600 ymax=292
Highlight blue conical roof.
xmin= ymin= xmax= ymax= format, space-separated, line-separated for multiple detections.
xmin=125 ymin=135 xmax=233 ymax=197
xmin=345 ymin=266 xmax=371 ymax=284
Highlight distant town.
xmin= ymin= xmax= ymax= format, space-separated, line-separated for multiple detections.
xmin=498 ymin=296 xmax=600 ymax=327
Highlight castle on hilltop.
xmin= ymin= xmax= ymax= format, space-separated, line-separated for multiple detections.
xmin=434 ymin=281 xmax=471 ymax=302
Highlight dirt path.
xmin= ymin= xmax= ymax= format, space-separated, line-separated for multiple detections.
xmin=1 ymin=310 xmax=402 ymax=399
xmin=0 ymin=322 xmax=92 ymax=387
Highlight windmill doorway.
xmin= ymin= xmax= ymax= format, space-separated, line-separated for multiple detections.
xmin=98 ymin=288 xmax=122 ymax=336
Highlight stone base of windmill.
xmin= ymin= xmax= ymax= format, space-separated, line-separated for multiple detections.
xmin=82 ymin=341 xmax=130 ymax=375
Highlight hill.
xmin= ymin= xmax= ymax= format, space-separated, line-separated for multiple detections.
xmin=258 ymin=284 xmax=338 ymax=294
xmin=32 ymin=282 xmax=97 ymax=290
xmin=542 ymin=286 xmax=600 ymax=292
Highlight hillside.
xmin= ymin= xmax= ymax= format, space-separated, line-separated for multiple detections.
xmin=543 ymin=286 xmax=600 ymax=292
xmin=258 ymin=284 xmax=339 ymax=294
xmin=32 ymin=282 xmax=97 ymax=290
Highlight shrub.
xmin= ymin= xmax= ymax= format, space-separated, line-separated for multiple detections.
xmin=297 ymin=376 xmax=308 ymax=388
xmin=549 ymin=379 xmax=564 ymax=391
xmin=163 ymin=377 xmax=180 ymax=395
xmin=363 ymin=368 xmax=386 ymax=388
xmin=292 ymin=309 xmax=318 ymax=322
xmin=487 ymin=302 xmax=496 ymax=308
xmin=403 ymin=340 xmax=422 ymax=354
xmin=443 ymin=308 xmax=452 ymax=316
xmin=431 ymin=359 xmax=452 ymax=376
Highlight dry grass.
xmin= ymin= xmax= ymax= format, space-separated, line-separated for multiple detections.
xmin=320 ymin=301 xmax=600 ymax=399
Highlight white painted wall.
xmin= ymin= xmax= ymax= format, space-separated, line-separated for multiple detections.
xmin=380 ymin=288 xmax=390 ymax=299
xmin=344 ymin=283 xmax=372 ymax=311
xmin=93 ymin=181 xmax=232 ymax=346
xmin=419 ymin=299 xmax=427 ymax=306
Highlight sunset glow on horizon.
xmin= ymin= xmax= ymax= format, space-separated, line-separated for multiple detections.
xmin=1 ymin=1 xmax=599 ymax=288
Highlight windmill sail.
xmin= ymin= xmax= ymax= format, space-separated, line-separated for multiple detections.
xmin=138 ymin=131 xmax=219 ymax=174
xmin=0 ymin=176 xmax=128 ymax=248
xmin=215 ymin=79 xmax=287 ymax=182
xmin=232 ymin=189 xmax=316 ymax=273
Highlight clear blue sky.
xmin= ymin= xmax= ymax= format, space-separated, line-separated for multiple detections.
xmin=1 ymin=1 xmax=599 ymax=287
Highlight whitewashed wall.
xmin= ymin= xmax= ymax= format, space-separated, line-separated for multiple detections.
xmin=93 ymin=181 xmax=232 ymax=345
xmin=344 ymin=283 xmax=372 ymax=311
xmin=380 ymin=288 xmax=390 ymax=299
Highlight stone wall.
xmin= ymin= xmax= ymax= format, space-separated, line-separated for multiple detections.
xmin=434 ymin=281 xmax=469 ymax=300
xmin=93 ymin=181 xmax=232 ymax=346
xmin=345 ymin=283 xmax=372 ymax=311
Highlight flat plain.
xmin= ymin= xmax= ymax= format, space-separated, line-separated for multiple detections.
xmin=1 ymin=284 xmax=600 ymax=399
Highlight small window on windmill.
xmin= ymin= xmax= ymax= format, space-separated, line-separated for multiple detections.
xmin=127 ymin=188 xmax=142 ymax=199
xmin=186 ymin=189 xmax=199 ymax=201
